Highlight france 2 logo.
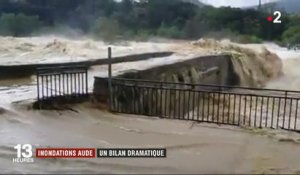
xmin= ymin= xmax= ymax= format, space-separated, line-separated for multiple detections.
xmin=13 ymin=144 xmax=34 ymax=163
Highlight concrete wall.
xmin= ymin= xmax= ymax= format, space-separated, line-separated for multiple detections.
xmin=115 ymin=54 xmax=238 ymax=86
xmin=93 ymin=54 xmax=238 ymax=107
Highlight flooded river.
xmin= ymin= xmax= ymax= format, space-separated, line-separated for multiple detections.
xmin=0 ymin=37 xmax=300 ymax=174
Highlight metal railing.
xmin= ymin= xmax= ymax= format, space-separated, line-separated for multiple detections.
xmin=111 ymin=78 xmax=300 ymax=132
xmin=37 ymin=66 xmax=89 ymax=102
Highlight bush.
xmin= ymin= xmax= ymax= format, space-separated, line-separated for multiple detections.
xmin=134 ymin=30 xmax=153 ymax=41
xmin=157 ymin=23 xmax=183 ymax=39
xmin=184 ymin=19 xmax=210 ymax=39
xmin=90 ymin=17 xmax=121 ymax=43
xmin=35 ymin=24 xmax=84 ymax=37
xmin=204 ymin=29 xmax=237 ymax=40
xmin=0 ymin=13 xmax=41 ymax=36
xmin=282 ymin=26 xmax=300 ymax=47
xmin=286 ymin=33 xmax=300 ymax=50
xmin=235 ymin=35 xmax=263 ymax=44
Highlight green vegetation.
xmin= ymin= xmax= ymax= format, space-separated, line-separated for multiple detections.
xmin=0 ymin=13 xmax=41 ymax=36
xmin=91 ymin=17 xmax=121 ymax=42
xmin=0 ymin=0 xmax=299 ymax=46
xmin=282 ymin=26 xmax=300 ymax=46
xmin=157 ymin=23 xmax=184 ymax=39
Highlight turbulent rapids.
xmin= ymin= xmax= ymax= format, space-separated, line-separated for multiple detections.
xmin=0 ymin=36 xmax=300 ymax=174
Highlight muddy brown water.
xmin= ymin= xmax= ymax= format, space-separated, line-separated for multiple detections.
xmin=0 ymin=73 xmax=299 ymax=173
xmin=1 ymin=103 xmax=300 ymax=174
xmin=0 ymin=39 xmax=300 ymax=173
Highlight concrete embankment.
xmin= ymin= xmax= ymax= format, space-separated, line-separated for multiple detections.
xmin=93 ymin=45 xmax=284 ymax=122
xmin=94 ymin=47 xmax=283 ymax=100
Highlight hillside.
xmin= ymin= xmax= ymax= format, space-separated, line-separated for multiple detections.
xmin=255 ymin=0 xmax=300 ymax=14
xmin=181 ymin=0 xmax=205 ymax=7
xmin=275 ymin=0 xmax=300 ymax=14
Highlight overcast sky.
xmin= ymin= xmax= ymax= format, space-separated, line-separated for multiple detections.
xmin=199 ymin=0 xmax=278 ymax=7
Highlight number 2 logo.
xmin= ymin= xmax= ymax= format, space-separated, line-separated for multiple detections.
xmin=14 ymin=144 xmax=33 ymax=158
xmin=273 ymin=11 xmax=282 ymax=23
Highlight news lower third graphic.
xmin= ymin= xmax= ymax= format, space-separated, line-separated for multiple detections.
xmin=97 ymin=148 xmax=167 ymax=158
xmin=13 ymin=144 xmax=34 ymax=163
xmin=13 ymin=144 xmax=167 ymax=163
xmin=36 ymin=148 xmax=96 ymax=158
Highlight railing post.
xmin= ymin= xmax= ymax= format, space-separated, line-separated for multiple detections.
xmin=282 ymin=91 xmax=288 ymax=129
xmin=37 ymin=71 xmax=41 ymax=109
xmin=108 ymin=47 xmax=113 ymax=111
xmin=85 ymin=67 xmax=88 ymax=96
xmin=37 ymin=72 xmax=40 ymax=101
xmin=160 ymin=82 xmax=163 ymax=118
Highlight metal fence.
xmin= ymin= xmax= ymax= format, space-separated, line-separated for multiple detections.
xmin=37 ymin=66 xmax=89 ymax=102
xmin=111 ymin=78 xmax=300 ymax=132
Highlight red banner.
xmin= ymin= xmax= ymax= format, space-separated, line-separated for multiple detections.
xmin=36 ymin=148 xmax=96 ymax=158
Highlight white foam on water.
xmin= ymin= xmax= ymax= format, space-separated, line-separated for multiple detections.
xmin=0 ymin=37 xmax=300 ymax=173
xmin=262 ymin=43 xmax=300 ymax=91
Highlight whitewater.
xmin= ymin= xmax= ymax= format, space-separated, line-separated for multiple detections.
xmin=0 ymin=36 xmax=300 ymax=174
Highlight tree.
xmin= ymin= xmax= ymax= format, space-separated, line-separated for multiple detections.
xmin=91 ymin=17 xmax=121 ymax=42
xmin=282 ymin=25 xmax=300 ymax=46
xmin=184 ymin=19 xmax=208 ymax=39
xmin=157 ymin=22 xmax=183 ymax=39
xmin=0 ymin=13 xmax=41 ymax=36
xmin=119 ymin=0 xmax=133 ymax=13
